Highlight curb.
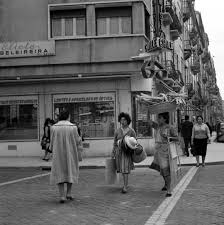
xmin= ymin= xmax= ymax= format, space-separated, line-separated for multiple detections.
xmin=40 ymin=161 xmax=224 ymax=170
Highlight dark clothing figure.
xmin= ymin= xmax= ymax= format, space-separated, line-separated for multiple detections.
xmin=205 ymin=122 xmax=212 ymax=136
xmin=181 ymin=120 xmax=193 ymax=156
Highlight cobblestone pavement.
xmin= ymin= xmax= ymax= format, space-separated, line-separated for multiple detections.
xmin=0 ymin=168 xmax=48 ymax=183
xmin=166 ymin=165 xmax=224 ymax=225
xmin=0 ymin=167 xmax=189 ymax=225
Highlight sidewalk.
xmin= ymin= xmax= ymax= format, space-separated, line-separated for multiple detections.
xmin=0 ymin=142 xmax=223 ymax=168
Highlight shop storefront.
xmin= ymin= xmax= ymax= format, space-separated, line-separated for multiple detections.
xmin=0 ymin=77 xmax=156 ymax=157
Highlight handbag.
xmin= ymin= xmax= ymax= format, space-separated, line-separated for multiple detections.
xmin=132 ymin=145 xmax=147 ymax=163
xmin=41 ymin=136 xmax=47 ymax=149
xmin=105 ymin=158 xmax=119 ymax=184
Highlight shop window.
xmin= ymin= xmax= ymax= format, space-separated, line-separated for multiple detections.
xmin=50 ymin=9 xmax=86 ymax=38
xmin=53 ymin=93 xmax=115 ymax=138
xmin=96 ymin=7 xmax=132 ymax=35
xmin=133 ymin=96 xmax=153 ymax=137
xmin=0 ymin=96 xmax=38 ymax=141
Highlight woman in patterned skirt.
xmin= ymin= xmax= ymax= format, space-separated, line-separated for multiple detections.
xmin=112 ymin=112 xmax=136 ymax=193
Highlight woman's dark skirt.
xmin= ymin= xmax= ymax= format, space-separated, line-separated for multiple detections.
xmin=193 ymin=138 xmax=208 ymax=156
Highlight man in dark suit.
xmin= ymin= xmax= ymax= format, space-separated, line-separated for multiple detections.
xmin=181 ymin=115 xmax=193 ymax=157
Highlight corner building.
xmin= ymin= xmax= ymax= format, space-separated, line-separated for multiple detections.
xmin=0 ymin=0 xmax=155 ymax=156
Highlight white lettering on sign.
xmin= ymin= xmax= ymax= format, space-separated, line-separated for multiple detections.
xmin=0 ymin=41 xmax=55 ymax=58
xmin=145 ymin=37 xmax=173 ymax=53
xmin=53 ymin=93 xmax=115 ymax=104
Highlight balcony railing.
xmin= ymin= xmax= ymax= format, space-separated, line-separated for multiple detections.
xmin=184 ymin=40 xmax=192 ymax=60
xmin=202 ymin=51 xmax=210 ymax=64
xmin=165 ymin=1 xmax=182 ymax=34
xmin=183 ymin=0 xmax=191 ymax=22
xmin=190 ymin=61 xmax=200 ymax=75
xmin=170 ymin=29 xmax=180 ymax=41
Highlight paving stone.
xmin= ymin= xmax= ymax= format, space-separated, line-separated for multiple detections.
xmin=166 ymin=165 xmax=224 ymax=225
xmin=0 ymin=168 xmax=189 ymax=225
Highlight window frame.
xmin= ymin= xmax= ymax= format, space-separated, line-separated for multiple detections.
xmin=52 ymin=92 xmax=117 ymax=140
xmin=96 ymin=16 xmax=132 ymax=36
xmin=0 ymin=95 xmax=39 ymax=142
xmin=50 ymin=8 xmax=86 ymax=39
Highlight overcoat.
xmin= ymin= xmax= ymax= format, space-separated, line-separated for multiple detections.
xmin=50 ymin=120 xmax=81 ymax=185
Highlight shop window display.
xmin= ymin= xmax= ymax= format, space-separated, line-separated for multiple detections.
xmin=134 ymin=97 xmax=153 ymax=137
xmin=53 ymin=93 xmax=115 ymax=138
xmin=0 ymin=97 xmax=38 ymax=140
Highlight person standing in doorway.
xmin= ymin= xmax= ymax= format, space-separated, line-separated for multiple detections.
xmin=112 ymin=112 xmax=136 ymax=194
xmin=50 ymin=109 xmax=82 ymax=203
xmin=181 ymin=115 xmax=193 ymax=157
xmin=191 ymin=115 xmax=211 ymax=167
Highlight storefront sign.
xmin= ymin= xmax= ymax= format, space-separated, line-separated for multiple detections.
xmin=0 ymin=41 xmax=55 ymax=58
xmin=53 ymin=93 xmax=115 ymax=104
xmin=0 ymin=96 xmax=38 ymax=105
xmin=145 ymin=37 xmax=173 ymax=52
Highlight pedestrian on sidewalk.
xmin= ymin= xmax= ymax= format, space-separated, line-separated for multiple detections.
xmin=205 ymin=122 xmax=213 ymax=137
xmin=149 ymin=112 xmax=177 ymax=197
xmin=191 ymin=115 xmax=211 ymax=167
xmin=41 ymin=118 xmax=54 ymax=161
xmin=180 ymin=115 xmax=193 ymax=157
xmin=49 ymin=109 xmax=82 ymax=203
xmin=112 ymin=112 xmax=136 ymax=194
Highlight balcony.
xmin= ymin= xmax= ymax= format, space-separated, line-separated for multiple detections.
xmin=170 ymin=29 xmax=180 ymax=41
xmin=190 ymin=62 xmax=200 ymax=75
xmin=189 ymin=28 xmax=197 ymax=40
xmin=202 ymin=51 xmax=210 ymax=64
xmin=205 ymin=65 xmax=213 ymax=76
xmin=165 ymin=1 xmax=182 ymax=34
xmin=202 ymin=76 xmax=208 ymax=84
xmin=162 ymin=12 xmax=173 ymax=26
xmin=184 ymin=40 xmax=192 ymax=60
xmin=183 ymin=0 xmax=191 ymax=22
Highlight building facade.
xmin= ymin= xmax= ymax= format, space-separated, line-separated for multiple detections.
xmin=0 ymin=0 xmax=221 ymax=157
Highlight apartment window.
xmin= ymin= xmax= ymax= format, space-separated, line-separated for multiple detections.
xmin=96 ymin=7 xmax=132 ymax=36
xmin=0 ymin=96 xmax=38 ymax=141
xmin=50 ymin=9 xmax=86 ymax=38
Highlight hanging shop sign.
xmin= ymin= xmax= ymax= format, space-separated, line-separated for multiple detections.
xmin=145 ymin=37 xmax=173 ymax=52
xmin=53 ymin=92 xmax=115 ymax=104
xmin=0 ymin=95 xmax=38 ymax=105
xmin=0 ymin=40 xmax=55 ymax=58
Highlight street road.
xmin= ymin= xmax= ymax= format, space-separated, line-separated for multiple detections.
xmin=1 ymin=165 xmax=224 ymax=225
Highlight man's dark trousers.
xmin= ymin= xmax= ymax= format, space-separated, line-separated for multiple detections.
xmin=183 ymin=137 xmax=191 ymax=156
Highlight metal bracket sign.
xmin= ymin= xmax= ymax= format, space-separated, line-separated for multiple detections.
xmin=145 ymin=37 xmax=173 ymax=52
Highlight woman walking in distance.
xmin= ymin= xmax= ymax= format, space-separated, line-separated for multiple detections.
xmin=149 ymin=112 xmax=177 ymax=197
xmin=50 ymin=109 xmax=82 ymax=203
xmin=191 ymin=116 xmax=211 ymax=167
xmin=112 ymin=112 xmax=136 ymax=194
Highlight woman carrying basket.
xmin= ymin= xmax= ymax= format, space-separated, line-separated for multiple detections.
xmin=149 ymin=112 xmax=177 ymax=197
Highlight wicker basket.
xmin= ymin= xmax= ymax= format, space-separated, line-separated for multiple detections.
xmin=148 ymin=102 xmax=177 ymax=114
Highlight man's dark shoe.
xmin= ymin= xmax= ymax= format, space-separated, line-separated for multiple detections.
xmin=161 ymin=186 xmax=167 ymax=191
